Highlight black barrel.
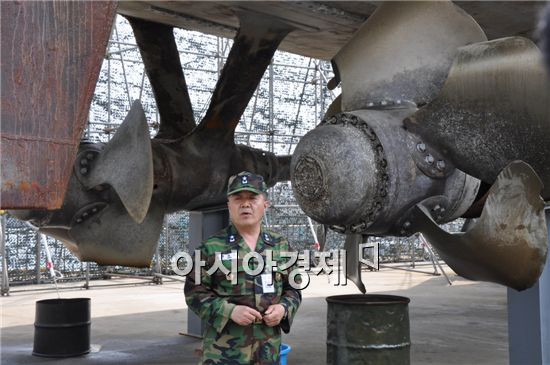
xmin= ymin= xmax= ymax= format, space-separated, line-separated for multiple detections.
xmin=33 ymin=298 xmax=91 ymax=357
xmin=326 ymin=294 xmax=410 ymax=365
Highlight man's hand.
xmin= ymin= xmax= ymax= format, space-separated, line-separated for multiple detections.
xmin=230 ymin=305 xmax=263 ymax=326
xmin=263 ymin=304 xmax=285 ymax=327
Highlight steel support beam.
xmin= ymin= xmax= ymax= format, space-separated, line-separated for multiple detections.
xmin=1 ymin=216 xmax=9 ymax=296
xmin=35 ymin=231 xmax=41 ymax=284
xmin=508 ymin=207 xmax=550 ymax=365
xmin=186 ymin=207 xmax=229 ymax=337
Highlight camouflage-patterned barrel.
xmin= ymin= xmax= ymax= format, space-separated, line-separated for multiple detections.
xmin=326 ymin=294 xmax=410 ymax=365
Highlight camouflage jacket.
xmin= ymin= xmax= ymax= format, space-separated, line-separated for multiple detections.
xmin=184 ymin=224 xmax=302 ymax=364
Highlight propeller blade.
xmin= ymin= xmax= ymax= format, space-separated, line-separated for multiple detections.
xmin=410 ymin=161 xmax=547 ymax=291
xmin=405 ymin=37 xmax=550 ymax=200
xmin=324 ymin=95 xmax=341 ymax=121
xmin=127 ymin=16 xmax=195 ymax=139
xmin=195 ymin=11 xmax=292 ymax=136
xmin=39 ymin=228 xmax=78 ymax=254
xmin=66 ymin=197 xmax=165 ymax=267
xmin=333 ymin=1 xmax=486 ymax=111
xmin=344 ymin=233 xmax=366 ymax=294
xmin=81 ymin=100 xmax=153 ymax=224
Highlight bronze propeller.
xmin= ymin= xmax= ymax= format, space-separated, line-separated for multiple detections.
xmin=291 ymin=1 xmax=549 ymax=291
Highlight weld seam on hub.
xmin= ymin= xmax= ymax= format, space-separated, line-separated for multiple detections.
xmin=323 ymin=113 xmax=388 ymax=234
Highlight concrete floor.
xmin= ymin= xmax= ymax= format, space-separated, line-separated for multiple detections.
xmin=1 ymin=265 xmax=508 ymax=365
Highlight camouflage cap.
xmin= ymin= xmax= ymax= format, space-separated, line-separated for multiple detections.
xmin=227 ymin=171 xmax=268 ymax=196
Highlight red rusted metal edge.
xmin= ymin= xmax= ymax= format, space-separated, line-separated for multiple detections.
xmin=1 ymin=1 xmax=118 ymax=209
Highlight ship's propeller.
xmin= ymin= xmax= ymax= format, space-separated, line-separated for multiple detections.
xmin=40 ymin=12 xmax=295 ymax=267
xmin=401 ymin=36 xmax=550 ymax=289
xmin=334 ymin=2 xmax=550 ymax=291
xmin=410 ymin=161 xmax=547 ymax=291
xmin=80 ymin=100 xmax=153 ymax=224
xmin=38 ymin=101 xmax=163 ymax=266
xmin=292 ymin=1 xmax=549 ymax=291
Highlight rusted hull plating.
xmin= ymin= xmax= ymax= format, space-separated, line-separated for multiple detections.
xmin=1 ymin=1 xmax=117 ymax=209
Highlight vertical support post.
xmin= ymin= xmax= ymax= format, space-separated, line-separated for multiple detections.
xmin=410 ymin=240 xmax=416 ymax=269
xmin=106 ymin=19 xmax=115 ymax=133
xmin=107 ymin=43 xmax=112 ymax=131
xmin=186 ymin=207 xmax=229 ymax=337
xmin=154 ymin=244 xmax=162 ymax=285
xmin=35 ymin=231 xmax=41 ymax=284
xmin=428 ymin=245 xmax=439 ymax=275
xmin=85 ymin=262 xmax=90 ymax=290
xmin=155 ymin=216 xmax=168 ymax=284
xmin=508 ymin=207 xmax=550 ymax=365
xmin=216 ymin=37 xmax=223 ymax=77
xmin=320 ymin=61 xmax=326 ymax=117
xmin=314 ymin=63 xmax=318 ymax=122
xmin=1 ymin=215 xmax=9 ymax=296
xmin=269 ymin=61 xmax=274 ymax=154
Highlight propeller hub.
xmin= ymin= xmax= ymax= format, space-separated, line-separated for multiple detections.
xmin=292 ymin=109 xmax=480 ymax=236
xmin=291 ymin=113 xmax=387 ymax=230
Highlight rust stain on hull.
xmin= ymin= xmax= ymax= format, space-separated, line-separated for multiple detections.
xmin=1 ymin=1 xmax=117 ymax=209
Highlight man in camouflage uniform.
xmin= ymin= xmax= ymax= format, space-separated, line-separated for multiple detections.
xmin=185 ymin=171 xmax=302 ymax=365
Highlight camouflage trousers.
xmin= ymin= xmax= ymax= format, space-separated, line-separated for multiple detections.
xmin=201 ymin=321 xmax=281 ymax=365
